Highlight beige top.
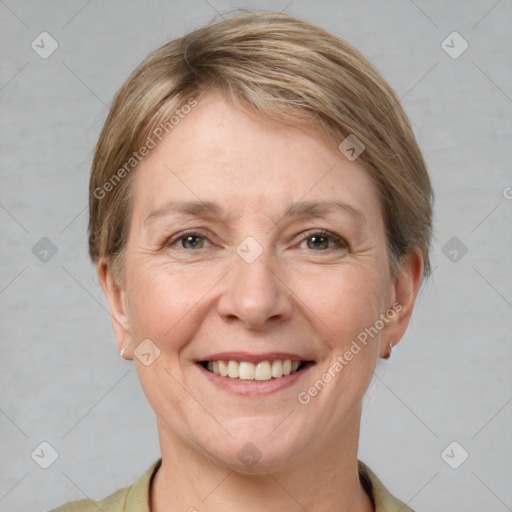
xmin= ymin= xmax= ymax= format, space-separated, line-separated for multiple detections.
xmin=49 ymin=458 xmax=414 ymax=511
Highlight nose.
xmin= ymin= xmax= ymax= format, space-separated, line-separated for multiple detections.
xmin=217 ymin=245 xmax=294 ymax=330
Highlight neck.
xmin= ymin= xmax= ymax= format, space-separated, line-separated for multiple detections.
xmin=150 ymin=406 xmax=373 ymax=512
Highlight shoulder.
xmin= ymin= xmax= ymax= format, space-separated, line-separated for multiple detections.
xmin=48 ymin=459 xmax=162 ymax=512
xmin=48 ymin=486 xmax=128 ymax=512
xmin=358 ymin=460 xmax=415 ymax=512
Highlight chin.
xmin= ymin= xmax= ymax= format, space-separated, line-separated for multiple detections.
xmin=195 ymin=415 xmax=313 ymax=473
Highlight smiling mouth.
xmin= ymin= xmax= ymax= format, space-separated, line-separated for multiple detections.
xmin=199 ymin=359 xmax=313 ymax=381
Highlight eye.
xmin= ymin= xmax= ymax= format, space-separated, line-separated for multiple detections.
xmin=166 ymin=231 xmax=212 ymax=250
xmin=164 ymin=229 xmax=348 ymax=252
xmin=299 ymin=229 xmax=348 ymax=251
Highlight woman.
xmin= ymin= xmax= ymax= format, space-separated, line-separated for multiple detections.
xmin=53 ymin=10 xmax=432 ymax=512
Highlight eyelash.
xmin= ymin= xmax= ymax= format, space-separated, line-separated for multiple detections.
xmin=164 ymin=229 xmax=348 ymax=252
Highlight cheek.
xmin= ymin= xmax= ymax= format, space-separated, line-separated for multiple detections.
xmin=293 ymin=264 xmax=386 ymax=343
xmin=125 ymin=258 xmax=219 ymax=345
xmin=127 ymin=265 xmax=170 ymax=338
xmin=291 ymin=266 xmax=387 ymax=424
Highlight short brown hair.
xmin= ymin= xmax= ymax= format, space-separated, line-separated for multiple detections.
xmin=88 ymin=10 xmax=433 ymax=285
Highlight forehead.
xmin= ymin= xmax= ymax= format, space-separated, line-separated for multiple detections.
xmin=132 ymin=92 xmax=383 ymax=226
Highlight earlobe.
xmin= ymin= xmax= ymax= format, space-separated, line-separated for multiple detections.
xmin=380 ymin=250 xmax=424 ymax=358
xmin=97 ymin=258 xmax=133 ymax=359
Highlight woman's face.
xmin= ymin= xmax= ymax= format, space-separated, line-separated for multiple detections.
xmin=100 ymin=91 xmax=420 ymax=471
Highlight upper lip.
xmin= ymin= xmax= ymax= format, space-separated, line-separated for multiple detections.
xmin=198 ymin=351 xmax=315 ymax=363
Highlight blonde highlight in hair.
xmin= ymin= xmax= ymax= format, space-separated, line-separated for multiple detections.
xmin=88 ymin=10 xmax=433 ymax=285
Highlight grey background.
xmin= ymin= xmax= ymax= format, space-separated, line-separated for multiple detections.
xmin=1 ymin=1 xmax=511 ymax=511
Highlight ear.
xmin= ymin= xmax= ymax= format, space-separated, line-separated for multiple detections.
xmin=379 ymin=249 xmax=424 ymax=358
xmin=97 ymin=258 xmax=133 ymax=359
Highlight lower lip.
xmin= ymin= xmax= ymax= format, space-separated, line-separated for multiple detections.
xmin=196 ymin=363 xmax=313 ymax=395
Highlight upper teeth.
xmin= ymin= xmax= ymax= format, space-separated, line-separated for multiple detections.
xmin=206 ymin=360 xmax=301 ymax=381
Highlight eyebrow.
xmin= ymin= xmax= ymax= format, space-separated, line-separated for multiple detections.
xmin=144 ymin=199 xmax=365 ymax=227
